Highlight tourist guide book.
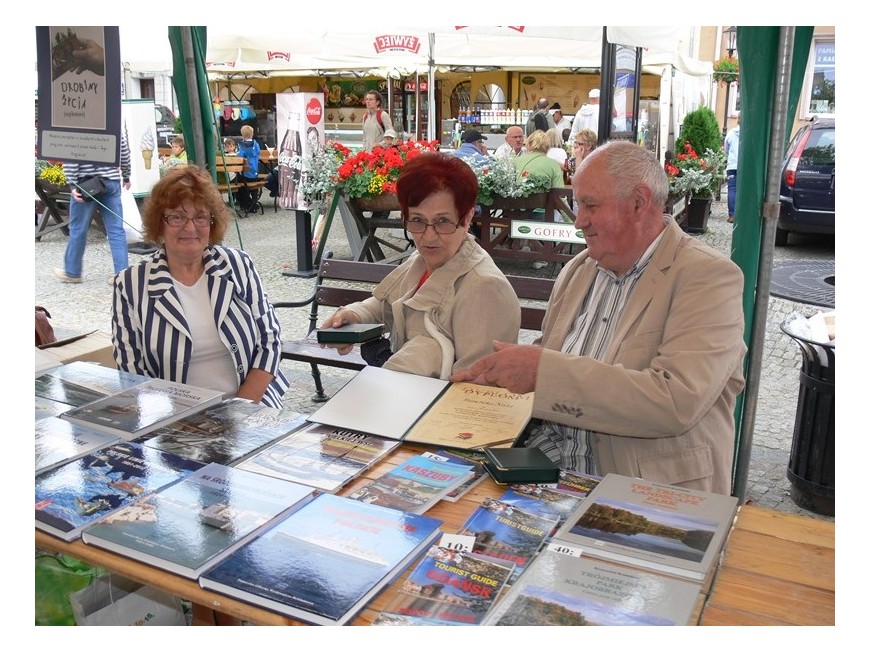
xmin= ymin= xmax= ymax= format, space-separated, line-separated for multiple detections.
xmin=144 ymin=399 xmax=307 ymax=465
xmin=457 ymin=497 xmax=559 ymax=582
xmin=81 ymin=463 xmax=316 ymax=579
xmin=308 ymin=366 xmax=533 ymax=449
xmin=481 ymin=547 xmax=702 ymax=626
xmin=375 ymin=545 xmax=515 ymax=625
xmin=422 ymin=449 xmax=489 ymax=502
xmin=552 ymin=473 xmax=740 ymax=583
xmin=60 ymin=378 xmax=224 ymax=440
xmin=35 ymin=441 xmax=203 ymax=542
xmin=35 ymin=416 xmax=120 ymax=476
xmin=346 ymin=454 xmax=474 ymax=514
xmin=235 ymin=422 xmax=400 ymax=493
xmin=198 ymin=493 xmax=443 ymax=625
xmin=36 ymin=361 xmax=149 ymax=408
xmin=497 ymin=483 xmax=586 ymax=531
xmin=556 ymin=470 xmax=602 ymax=498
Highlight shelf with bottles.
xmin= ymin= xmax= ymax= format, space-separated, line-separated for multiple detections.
xmin=456 ymin=105 xmax=531 ymax=130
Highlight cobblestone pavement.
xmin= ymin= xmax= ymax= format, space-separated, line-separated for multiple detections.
xmin=34 ymin=193 xmax=835 ymax=521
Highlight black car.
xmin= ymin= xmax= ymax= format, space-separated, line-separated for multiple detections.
xmin=777 ymin=117 xmax=835 ymax=245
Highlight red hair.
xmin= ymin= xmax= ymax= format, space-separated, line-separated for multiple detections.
xmin=396 ymin=152 xmax=478 ymax=222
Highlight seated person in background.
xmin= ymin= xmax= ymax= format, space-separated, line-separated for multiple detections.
xmin=218 ymin=137 xmax=239 ymax=184
xmin=320 ymin=152 xmax=521 ymax=379
xmin=159 ymin=136 xmax=187 ymax=175
xmin=515 ymin=129 xmax=565 ymax=190
xmin=452 ymin=129 xmax=490 ymax=165
xmin=236 ymin=125 xmax=262 ymax=212
xmin=451 ymin=141 xmax=747 ymax=494
xmin=545 ymin=127 xmax=568 ymax=170
xmin=379 ymin=128 xmax=399 ymax=149
xmin=222 ymin=137 xmax=238 ymax=155
xmin=494 ymin=126 xmax=526 ymax=159
xmin=112 ymin=166 xmax=289 ymax=408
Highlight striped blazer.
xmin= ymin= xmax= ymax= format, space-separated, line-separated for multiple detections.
xmin=112 ymin=245 xmax=289 ymax=408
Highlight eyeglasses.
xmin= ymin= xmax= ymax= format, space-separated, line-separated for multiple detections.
xmin=572 ymin=142 xmax=585 ymax=148
xmin=405 ymin=218 xmax=460 ymax=235
xmin=163 ymin=213 xmax=213 ymax=228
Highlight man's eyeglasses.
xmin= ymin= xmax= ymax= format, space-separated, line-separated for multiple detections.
xmin=163 ymin=213 xmax=213 ymax=228
xmin=405 ymin=218 xmax=460 ymax=235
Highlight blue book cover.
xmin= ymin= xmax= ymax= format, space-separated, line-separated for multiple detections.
xmin=81 ymin=463 xmax=316 ymax=579
xmin=35 ymin=441 xmax=204 ymax=542
xmin=497 ymin=484 xmax=585 ymax=531
xmin=346 ymin=454 xmax=473 ymax=514
xmin=199 ymin=493 xmax=442 ymax=625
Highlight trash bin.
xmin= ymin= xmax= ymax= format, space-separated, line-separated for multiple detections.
xmin=780 ymin=321 xmax=835 ymax=516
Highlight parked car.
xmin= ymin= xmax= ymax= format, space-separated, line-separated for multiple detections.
xmin=777 ymin=117 xmax=835 ymax=245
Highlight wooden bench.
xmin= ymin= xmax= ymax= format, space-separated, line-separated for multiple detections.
xmin=215 ymin=156 xmax=267 ymax=217
xmin=273 ymin=252 xmax=554 ymax=402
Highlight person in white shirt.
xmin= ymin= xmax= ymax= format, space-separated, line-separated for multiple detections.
xmin=494 ymin=126 xmax=526 ymax=159
xmin=569 ymin=89 xmax=601 ymax=142
xmin=550 ymin=103 xmax=572 ymax=136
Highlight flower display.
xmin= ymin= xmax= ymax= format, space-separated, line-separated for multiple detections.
xmin=462 ymin=155 xmax=552 ymax=206
xmin=335 ymin=140 xmax=441 ymax=199
xmin=35 ymin=159 xmax=66 ymax=186
xmin=666 ymin=141 xmax=725 ymax=199
xmin=301 ymin=139 xmax=351 ymax=207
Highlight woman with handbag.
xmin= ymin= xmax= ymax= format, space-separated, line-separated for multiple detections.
xmin=53 ymin=133 xmax=131 ymax=285
xmin=319 ymin=152 xmax=521 ymax=379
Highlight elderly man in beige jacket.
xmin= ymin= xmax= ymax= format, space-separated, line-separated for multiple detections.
xmin=452 ymin=141 xmax=746 ymax=494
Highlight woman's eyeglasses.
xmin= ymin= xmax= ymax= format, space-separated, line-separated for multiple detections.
xmin=163 ymin=213 xmax=213 ymax=228
xmin=405 ymin=218 xmax=460 ymax=234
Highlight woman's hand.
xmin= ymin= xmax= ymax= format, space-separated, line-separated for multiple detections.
xmin=318 ymin=309 xmax=361 ymax=355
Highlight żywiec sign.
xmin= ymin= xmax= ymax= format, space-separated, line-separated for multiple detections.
xmin=373 ymin=35 xmax=421 ymax=54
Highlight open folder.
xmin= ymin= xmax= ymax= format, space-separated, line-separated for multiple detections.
xmin=308 ymin=366 xmax=533 ymax=450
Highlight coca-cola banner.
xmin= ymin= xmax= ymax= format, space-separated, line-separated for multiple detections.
xmin=276 ymin=92 xmax=324 ymax=211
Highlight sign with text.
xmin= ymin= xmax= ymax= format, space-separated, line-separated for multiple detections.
xmin=36 ymin=26 xmax=122 ymax=165
xmin=276 ymin=92 xmax=324 ymax=212
xmin=510 ymin=221 xmax=585 ymax=244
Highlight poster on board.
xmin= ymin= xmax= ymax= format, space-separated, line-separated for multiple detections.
xmin=121 ymin=99 xmax=160 ymax=196
xmin=276 ymin=93 xmax=324 ymax=212
xmin=36 ymin=26 xmax=122 ymax=166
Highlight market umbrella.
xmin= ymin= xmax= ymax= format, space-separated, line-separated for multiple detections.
xmin=729 ymin=27 xmax=814 ymax=497
xmin=168 ymin=26 xmax=215 ymax=173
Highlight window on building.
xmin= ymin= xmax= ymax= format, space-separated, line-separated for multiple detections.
xmin=140 ymin=78 xmax=155 ymax=100
xmin=805 ymin=40 xmax=835 ymax=117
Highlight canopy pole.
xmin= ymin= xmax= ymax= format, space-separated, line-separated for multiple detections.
xmin=732 ymin=27 xmax=795 ymax=499
xmin=428 ymin=33 xmax=436 ymax=142
xmin=180 ymin=27 xmax=207 ymax=167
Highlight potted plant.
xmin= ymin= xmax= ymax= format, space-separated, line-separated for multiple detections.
xmin=713 ymin=56 xmax=739 ymax=87
xmin=668 ymin=141 xmax=725 ymax=233
xmin=462 ymin=155 xmax=552 ymax=208
xmin=36 ymin=159 xmax=67 ymax=194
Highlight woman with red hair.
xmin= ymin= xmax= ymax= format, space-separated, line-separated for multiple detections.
xmin=320 ymin=152 xmax=520 ymax=378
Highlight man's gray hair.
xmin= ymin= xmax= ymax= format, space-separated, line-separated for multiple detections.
xmin=595 ymin=141 xmax=668 ymax=207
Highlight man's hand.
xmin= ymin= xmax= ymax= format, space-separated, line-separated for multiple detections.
xmin=449 ymin=340 xmax=542 ymax=394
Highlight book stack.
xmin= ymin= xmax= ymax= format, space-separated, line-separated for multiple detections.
xmin=346 ymin=454 xmax=475 ymax=515
xmin=35 ymin=416 xmax=120 ymax=476
xmin=199 ymin=493 xmax=443 ymax=625
xmin=81 ymin=463 xmax=316 ymax=579
xmin=36 ymin=361 xmax=150 ymax=409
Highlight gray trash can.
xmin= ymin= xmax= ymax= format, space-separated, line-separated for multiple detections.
xmin=780 ymin=321 xmax=835 ymax=516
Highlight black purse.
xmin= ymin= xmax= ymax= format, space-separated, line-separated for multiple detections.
xmin=77 ymin=176 xmax=107 ymax=200
xmin=359 ymin=336 xmax=393 ymax=367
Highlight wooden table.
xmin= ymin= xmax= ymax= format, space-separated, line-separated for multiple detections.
xmin=35 ymin=443 xmax=835 ymax=626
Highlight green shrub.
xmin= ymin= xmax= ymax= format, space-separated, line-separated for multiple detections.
xmin=676 ymin=106 xmax=722 ymax=158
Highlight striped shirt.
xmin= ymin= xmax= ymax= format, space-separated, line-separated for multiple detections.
xmin=63 ymin=132 xmax=131 ymax=185
xmin=525 ymin=231 xmax=665 ymax=473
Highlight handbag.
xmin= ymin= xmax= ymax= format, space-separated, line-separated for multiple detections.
xmin=77 ymin=176 xmax=107 ymax=199
xmin=36 ymin=305 xmax=56 ymax=347
xmin=359 ymin=336 xmax=393 ymax=367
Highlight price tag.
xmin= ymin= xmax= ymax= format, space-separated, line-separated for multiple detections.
xmin=546 ymin=541 xmax=583 ymax=558
xmin=438 ymin=533 xmax=475 ymax=552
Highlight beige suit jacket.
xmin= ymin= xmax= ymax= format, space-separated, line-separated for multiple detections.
xmin=534 ymin=219 xmax=746 ymax=493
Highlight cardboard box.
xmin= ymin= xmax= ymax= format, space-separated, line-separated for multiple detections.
xmin=39 ymin=330 xmax=116 ymax=368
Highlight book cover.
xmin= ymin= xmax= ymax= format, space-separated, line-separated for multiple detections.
xmin=60 ymin=378 xmax=224 ymax=440
xmin=376 ymin=545 xmax=514 ymax=625
xmin=81 ymin=463 xmax=316 ymax=579
xmin=553 ymin=473 xmax=740 ymax=583
xmin=404 ymin=382 xmax=534 ymax=450
xmin=556 ymin=470 xmax=602 ymax=498
xmin=308 ymin=366 xmax=449 ymax=440
xmin=235 ymin=422 xmax=400 ymax=493
xmin=422 ymin=449 xmax=488 ymax=502
xmin=346 ymin=454 xmax=474 ymax=514
xmin=481 ymin=547 xmax=702 ymax=626
xmin=316 ymin=323 xmax=384 ymax=344
xmin=457 ymin=497 xmax=558 ymax=581
xmin=199 ymin=493 xmax=442 ymax=625
xmin=36 ymin=395 xmax=72 ymax=422
xmin=497 ymin=484 xmax=585 ymax=531
xmin=35 ymin=441 xmax=204 ymax=542
xmin=144 ymin=399 xmax=307 ymax=465
xmin=36 ymin=416 xmax=120 ymax=476
xmin=36 ymin=361 xmax=149 ymax=407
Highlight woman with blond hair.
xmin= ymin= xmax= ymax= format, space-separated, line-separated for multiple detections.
xmin=515 ymin=129 xmax=565 ymax=190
